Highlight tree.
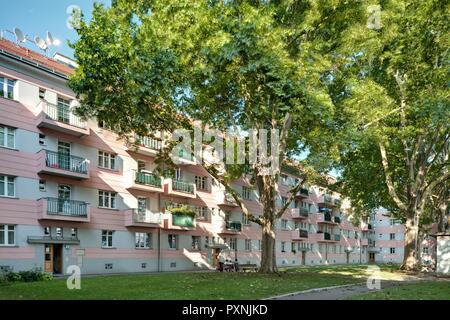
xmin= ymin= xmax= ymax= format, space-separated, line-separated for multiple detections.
xmin=329 ymin=0 xmax=449 ymax=270
xmin=69 ymin=0 xmax=367 ymax=272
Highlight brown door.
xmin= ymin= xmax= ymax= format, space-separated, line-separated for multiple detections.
xmin=212 ymin=249 xmax=220 ymax=267
xmin=346 ymin=252 xmax=350 ymax=264
xmin=369 ymin=253 xmax=375 ymax=263
xmin=301 ymin=251 xmax=306 ymax=265
xmin=44 ymin=244 xmax=53 ymax=273
xmin=53 ymin=244 xmax=63 ymax=274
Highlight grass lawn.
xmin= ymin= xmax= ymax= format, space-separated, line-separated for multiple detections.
xmin=0 ymin=264 xmax=404 ymax=300
xmin=349 ymin=280 xmax=450 ymax=300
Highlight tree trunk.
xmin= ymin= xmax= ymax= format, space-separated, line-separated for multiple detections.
xmin=259 ymin=220 xmax=277 ymax=273
xmin=400 ymin=215 xmax=419 ymax=271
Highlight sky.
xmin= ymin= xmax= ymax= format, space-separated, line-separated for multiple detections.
xmin=0 ymin=0 xmax=110 ymax=59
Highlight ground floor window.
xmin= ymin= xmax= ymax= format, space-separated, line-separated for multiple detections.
xmin=191 ymin=236 xmax=201 ymax=250
xmin=168 ymin=234 xmax=178 ymax=249
xmin=102 ymin=230 xmax=114 ymax=248
xmin=136 ymin=232 xmax=152 ymax=249
xmin=0 ymin=224 xmax=15 ymax=246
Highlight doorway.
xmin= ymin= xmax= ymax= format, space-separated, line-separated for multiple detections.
xmin=58 ymin=185 xmax=71 ymax=213
xmin=212 ymin=248 xmax=221 ymax=268
xmin=301 ymin=251 xmax=306 ymax=265
xmin=346 ymin=252 xmax=350 ymax=264
xmin=369 ymin=253 xmax=375 ymax=263
xmin=58 ymin=141 xmax=71 ymax=170
xmin=44 ymin=244 xmax=63 ymax=274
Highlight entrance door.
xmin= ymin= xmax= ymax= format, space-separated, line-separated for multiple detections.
xmin=53 ymin=244 xmax=63 ymax=274
xmin=369 ymin=253 xmax=375 ymax=263
xmin=57 ymin=97 xmax=71 ymax=124
xmin=346 ymin=252 xmax=350 ymax=264
xmin=58 ymin=141 xmax=71 ymax=170
xmin=301 ymin=251 xmax=306 ymax=265
xmin=58 ymin=185 xmax=71 ymax=213
xmin=212 ymin=249 xmax=220 ymax=268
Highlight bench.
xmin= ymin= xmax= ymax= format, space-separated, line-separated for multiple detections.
xmin=240 ymin=264 xmax=258 ymax=272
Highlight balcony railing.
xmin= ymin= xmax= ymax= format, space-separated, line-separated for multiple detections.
xmin=299 ymin=229 xmax=308 ymax=238
xmin=45 ymin=150 xmax=88 ymax=174
xmin=138 ymin=136 xmax=162 ymax=150
xmin=43 ymin=101 xmax=86 ymax=129
xmin=298 ymin=188 xmax=309 ymax=197
xmin=172 ymin=180 xmax=195 ymax=194
xmin=178 ymin=149 xmax=195 ymax=161
xmin=299 ymin=207 xmax=309 ymax=217
xmin=132 ymin=209 xmax=162 ymax=224
xmin=172 ymin=214 xmax=195 ymax=227
xmin=334 ymin=234 xmax=341 ymax=241
xmin=225 ymin=221 xmax=242 ymax=232
xmin=324 ymin=212 xmax=332 ymax=222
xmin=134 ymin=170 xmax=162 ymax=187
xmin=323 ymin=232 xmax=331 ymax=240
xmin=46 ymin=197 xmax=88 ymax=217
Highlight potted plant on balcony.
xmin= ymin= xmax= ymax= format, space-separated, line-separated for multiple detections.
xmin=170 ymin=206 xmax=196 ymax=227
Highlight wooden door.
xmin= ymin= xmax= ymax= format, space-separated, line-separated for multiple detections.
xmin=346 ymin=252 xmax=350 ymax=264
xmin=301 ymin=251 xmax=306 ymax=265
xmin=44 ymin=244 xmax=53 ymax=273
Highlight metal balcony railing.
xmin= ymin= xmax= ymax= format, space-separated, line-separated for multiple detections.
xmin=138 ymin=136 xmax=162 ymax=150
xmin=46 ymin=197 xmax=88 ymax=217
xmin=172 ymin=214 xmax=195 ymax=227
xmin=225 ymin=221 xmax=242 ymax=232
xmin=45 ymin=150 xmax=88 ymax=174
xmin=132 ymin=209 xmax=162 ymax=224
xmin=43 ymin=101 xmax=86 ymax=129
xmin=172 ymin=180 xmax=195 ymax=194
xmin=134 ymin=170 xmax=162 ymax=187
xmin=299 ymin=229 xmax=308 ymax=238
xmin=334 ymin=234 xmax=341 ymax=241
xmin=299 ymin=207 xmax=309 ymax=217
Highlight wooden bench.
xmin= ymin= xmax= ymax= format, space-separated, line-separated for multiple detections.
xmin=240 ymin=264 xmax=258 ymax=272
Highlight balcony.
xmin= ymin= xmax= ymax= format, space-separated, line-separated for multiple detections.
xmin=219 ymin=221 xmax=242 ymax=234
xmin=126 ymin=170 xmax=163 ymax=193
xmin=127 ymin=136 xmax=162 ymax=157
xmin=37 ymin=100 xmax=89 ymax=137
xmin=290 ymin=207 xmax=309 ymax=219
xmin=296 ymin=188 xmax=309 ymax=198
xmin=317 ymin=212 xmax=338 ymax=225
xmin=318 ymin=194 xmax=335 ymax=208
xmin=217 ymin=191 xmax=238 ymax=207
xmin=292 ymin=229 xmax=308 ymax=241
xmin=37 ymin=197 xmax=89 ymax=222
xmin=334 ymin=216 xmax=341 ymax=224
xmin=315 ymin=231 xmax=340 ymax=242
xmin=37 ymin=150 xmax=89 ymax=179
xmin=125 ymin=209 xmax=162 ymax=228
xmin=171 ymin=148 xmax=196 ymax=165
xmin=165 ymin=178 xmax=197 ymax=199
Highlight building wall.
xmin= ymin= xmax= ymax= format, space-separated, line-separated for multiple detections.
xmin=0 ymin=43 xmax=369 ymax=275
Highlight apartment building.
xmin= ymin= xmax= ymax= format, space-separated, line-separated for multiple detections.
xmin=366 ymin=208 xmax=436 ymax=266
xmin=0 ymin=38 xmax=370 ymax=275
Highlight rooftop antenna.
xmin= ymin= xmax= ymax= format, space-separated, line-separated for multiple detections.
xmin=46 ymin=31 xmax=53 ymax=46
xmin=34 ymin=36 xmax=48 ymax=52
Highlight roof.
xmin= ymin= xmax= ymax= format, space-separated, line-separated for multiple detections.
xmin=0 ymin=38 xmax=74 ymax=77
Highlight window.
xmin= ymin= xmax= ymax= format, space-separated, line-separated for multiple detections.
xmin=39 ymin=134 xmax=46 ymax=145
xmin=0 ymin=125 xmax=15 ymax=149
xmin=98 ymin=151 xmax=116 ymax=170
xmin=0 ymin=77 xmax=15 ymax=99
xmin=44 ymin=226 xmax=51 ymax=236
xmin=281 ymin=219 xmax=288 ymax=229
xmin=390 ymin=247 xmax=396 ymax=254
xmin=390 ymin=233 xmax=396 ymax=240
xmin=242 ymin=213 xmax=249 ymax=225
xmin=291 ymin=242 xmax=296 ymax=253
xmin=101 ymin=230 xmax=114 ymax=248
xmin=229 ymin=238 xmax=237 ymax=250
xmin=55 ymin=227 xmax=63 ymax=237
xmin=0 ymin=175 xmax=15 ymax=197
xmin=137 ymin=160 xmax=146 ymax=172
xmin=39 ymin=180 xmax=46 ymax=192
xmin=0 ymin=225 xmax=15 ymax=246
xmin=98 ymin=190 xmax=117 ymax=209
xmin=39 ymin=88 xmax=46 ymax=99
xmin=135 ymin=232 xmax=151 ymax=249
xmin=242 ymin=186 xmax=251 ymax=200
xmin=281 ymin=174 xmax=288 ymax=185
xmin=168 ymin=234 xmax=178 ymax=249
xmin=71 ymin=228 xmax=78 ymax=239
xmin=257 ymin=240 xmax=261 ymax=251
xmin=204 ymin=236 xmax=209 ymax=248
xmin=281 ymin=241 xmax=286 ymax=252
xmin=245 ymin=239 xmax=252 ymax=251
xmin=192 ymin=236 xmax=201 ymax=250
xmin=195 ymin=176 xmax=208 ymax=191
xmin=423 ymin=247 xmax=429 ymax=254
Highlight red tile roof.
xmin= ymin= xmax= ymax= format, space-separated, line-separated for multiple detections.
xmin=0 ymin=38 xmax=74 ymax=76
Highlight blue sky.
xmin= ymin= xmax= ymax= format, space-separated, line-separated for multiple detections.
xmin=0 ymin=0 xmax=110 ymax=59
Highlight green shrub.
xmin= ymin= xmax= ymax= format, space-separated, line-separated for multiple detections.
xmin=170 ymin=206 xmax=196 ymax=218
xmin=42 ymin=272 xmax=54 ymax=281
xmin=18 ymin=268 xmax=44 ymax=282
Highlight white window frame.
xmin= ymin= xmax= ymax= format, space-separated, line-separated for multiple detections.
xmin=281 ymin=241 xmax=286 ymax=252
xmin=191 ymin=236 xmax=201 ymax=250
xmin=242 ymin=186 xmax=251 ymax=200
xmin=101 ymin=230 xmax=114 ymax=248
xmin=229 ymin=238 xmax=237 ymax=250
xmin=0 ymin=175 xmax=15 ymax=197
xmin=0 ymin=77 xmax=15 ymax=99
xmin=98 ymin=151 xmax=116 ymax=170
xmin=135 ymin=232 xmax=151 ymax=249
xmin=0 ymin=125 xmax=15 ymax=149
xmin=245 ymin=239 xmax=252 ymax=252
xmin=0 ymin=224 xmax=15 ymax=246
xmin=98 ymin=190 xmax=117 ymax=209
xmin=195 ymin=176 xmax=208 ymax=191
xmin=242 ymin=213 xmax=249 ymax=225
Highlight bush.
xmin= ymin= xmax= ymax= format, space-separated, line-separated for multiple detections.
xmin=0 ymin=268 xmax=52 ymax=283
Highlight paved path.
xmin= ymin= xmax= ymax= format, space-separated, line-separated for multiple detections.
xmin=267 ymin=279 xmax=430 ymax=300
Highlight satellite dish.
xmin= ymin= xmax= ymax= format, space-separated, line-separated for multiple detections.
xmin=14 ymin=27 xmax=26 ymax=43
xmin=34 ymin=36 xmax=47 ymax=50
xmin=46 ymin=31 xmax=54 ymax=45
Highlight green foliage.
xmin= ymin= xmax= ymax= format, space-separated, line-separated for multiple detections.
xmin=169 ymin=205 xmax=196 ymax=218
xmin=0 ymin=268 xmax=53 ymax=284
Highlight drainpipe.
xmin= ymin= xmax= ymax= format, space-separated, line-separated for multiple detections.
xmin=157 ymin=192 xmax=162 ymax=272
